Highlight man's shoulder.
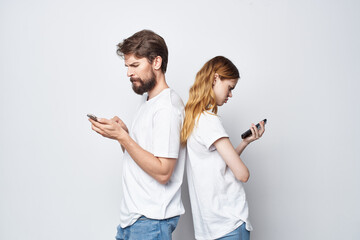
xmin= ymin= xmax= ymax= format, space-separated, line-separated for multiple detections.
xmin=155 ymin=88 xmax=184 ymax=110
xmin=168 ymin=89 xmax=184 ymax=109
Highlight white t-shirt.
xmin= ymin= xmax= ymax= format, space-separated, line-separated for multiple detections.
xmin=119 ymin=88 xmax=186 ymax=228
xmin=186 ymin=111 xmax=253 ymax=240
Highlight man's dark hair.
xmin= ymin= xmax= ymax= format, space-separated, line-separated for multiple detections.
xmin=117 ymin=30 xmax=168 ymax=73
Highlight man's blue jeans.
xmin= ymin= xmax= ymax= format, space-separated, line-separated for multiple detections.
xmin=216 ymin=223 xmax=250 ymax=240
xmin=115 ymin=215 xmax=180 ymax=240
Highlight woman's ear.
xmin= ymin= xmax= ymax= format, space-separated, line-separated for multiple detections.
xmin=152 ymin=56 xmax=162 ymax=71
xmin=214 ymin=73 xmax=219 ymax=85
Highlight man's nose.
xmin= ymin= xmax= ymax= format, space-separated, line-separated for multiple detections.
xmin=127 ymin=68 xmax=133 ymax=77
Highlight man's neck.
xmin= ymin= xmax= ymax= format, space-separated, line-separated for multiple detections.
xmin=147 ymin=74 xmax=169 ymax=100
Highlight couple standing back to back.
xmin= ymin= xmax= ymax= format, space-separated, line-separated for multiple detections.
xmin=89 ymin=29 xmax=265 ymax=240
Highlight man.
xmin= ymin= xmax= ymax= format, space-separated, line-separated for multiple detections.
xmin=89 ymin=30 xmax=185 ymax=240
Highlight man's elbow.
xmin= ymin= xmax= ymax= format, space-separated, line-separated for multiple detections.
xmin=154 ymin=158 xmax=176 ymax=185
xmin=156 ymin=173 xmax=172 ymax=185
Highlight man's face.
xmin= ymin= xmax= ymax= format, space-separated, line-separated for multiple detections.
xmin=124 ymin=54 xmax=156 ymax=95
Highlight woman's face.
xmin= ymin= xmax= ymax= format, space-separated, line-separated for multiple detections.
xmin=212 ymin=76 xmax=238 ymax=106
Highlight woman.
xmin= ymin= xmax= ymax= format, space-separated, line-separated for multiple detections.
xmin=181 ymin=56 xmax=265 ymax=240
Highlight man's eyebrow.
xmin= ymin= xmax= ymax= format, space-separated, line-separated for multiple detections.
xmin=125 ymin=62 xmax=140 ymax=67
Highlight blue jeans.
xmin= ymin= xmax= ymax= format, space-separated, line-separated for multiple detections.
xmin=216 ymin=223 xmax=250 ymax=240
xmin=115 ymin=215 xmax=180 ymax=240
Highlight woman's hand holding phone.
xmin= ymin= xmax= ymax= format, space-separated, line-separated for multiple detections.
xmin=241 ymin=119 xmax=266 ymax=144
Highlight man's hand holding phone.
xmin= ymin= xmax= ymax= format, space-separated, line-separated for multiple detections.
xmin=87 ymin=114 xmax=98 ymax=122
xmin=87 ymin=114 xmax=129 ymax=141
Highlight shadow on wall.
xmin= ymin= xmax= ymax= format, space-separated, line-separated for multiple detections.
xmin=173 ymin=173 xmax=196 ymax=240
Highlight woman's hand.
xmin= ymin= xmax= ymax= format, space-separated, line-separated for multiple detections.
xmin=242 ymin=120 xmax=265 ymax=144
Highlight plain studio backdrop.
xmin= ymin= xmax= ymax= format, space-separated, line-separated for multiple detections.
xmin=1 ymin=0 xmax=359 ymax=239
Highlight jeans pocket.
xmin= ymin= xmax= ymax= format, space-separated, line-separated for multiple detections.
xmin=166 ymin=216 xmax=180 ymax=233
xmin=137 ymin=215 xmax=148 ymax=221
xmin=115 ymin=224 xmax=124 ymax=240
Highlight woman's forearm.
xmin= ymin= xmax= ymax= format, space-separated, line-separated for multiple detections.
xmin=235 ymin=140 xmax=249 ymax=156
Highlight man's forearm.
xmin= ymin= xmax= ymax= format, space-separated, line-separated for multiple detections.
xmin=119 ymin=133 xmax=176 ymax=184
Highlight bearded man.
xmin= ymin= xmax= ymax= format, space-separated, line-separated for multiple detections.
xmin=89 ymin=30 xmax=185 ymax=240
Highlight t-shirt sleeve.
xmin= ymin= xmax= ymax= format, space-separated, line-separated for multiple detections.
xmin=152 ymin=107 xmax=182 ymax=158
xmin=197 ymin=113 xmax=229 ymax=151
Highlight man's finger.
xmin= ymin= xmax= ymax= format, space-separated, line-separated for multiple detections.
xmin=91 ymin=124 xmax=104 ymax=135
xmin=89 ymin=118 xmax=103 ymax=129
xmin=111 ymin=116 xmax=121 ymax=122
xmin=97 ymin=118 xmax=111 ymax=124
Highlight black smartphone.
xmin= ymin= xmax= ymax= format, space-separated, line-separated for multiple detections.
xmin=87 ymin=113 xmax=98 ymax=122
xmin=241 ymin=119 xmax=267 ymax=139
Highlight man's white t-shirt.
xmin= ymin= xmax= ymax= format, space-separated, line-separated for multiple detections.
xmin=186 ymin=111 xmax=253 ymax=240
xmin=119 ymin=88 xmax=186 ymax=228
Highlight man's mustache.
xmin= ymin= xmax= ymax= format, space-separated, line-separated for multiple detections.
xmin=130 ymin=77 xmax=142 ymax=83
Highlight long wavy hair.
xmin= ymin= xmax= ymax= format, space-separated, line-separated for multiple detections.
xmin=180 ymin=56 xmax=240 ymax=145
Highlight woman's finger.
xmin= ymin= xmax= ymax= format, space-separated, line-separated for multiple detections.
xmin=249 ymin=124 xmax=256 ymax=139
xmin=259 ymin=121 xmax=265 ymax=136
xmin=253 ymin=124 xmax=259 ymax=139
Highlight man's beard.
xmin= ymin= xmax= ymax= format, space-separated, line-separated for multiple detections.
xmin=130 ymin=71 xmax=156 ymax=95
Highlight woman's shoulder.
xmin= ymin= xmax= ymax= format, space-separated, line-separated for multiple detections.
xmin=197 ymin=111 xmax=223 ymax=129
xmin=200 ymin=111 xmax=220 ymax=121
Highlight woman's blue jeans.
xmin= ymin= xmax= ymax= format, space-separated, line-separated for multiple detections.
xmin=216 ymin=223 xmax=250 ymax=240
xmin=115 ymin=215 xmax=180 ymax=240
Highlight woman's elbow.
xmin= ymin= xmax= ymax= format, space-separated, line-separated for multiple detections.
xmin=241 ymin=175 xmax=250 ymax=183
xmin=236 ymin=171 xmax=250 ymax=183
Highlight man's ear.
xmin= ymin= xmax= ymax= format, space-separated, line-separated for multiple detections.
xmin=152 ymin=56 xmax=163 ymax=71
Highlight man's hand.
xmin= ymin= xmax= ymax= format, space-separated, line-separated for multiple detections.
xmin=89 ymin=115 xmax=176 ymax=184
xmin=111 ymin=116 xmax=129 ymax=133
xmin=89 ymin=116 xmax=128 ymax=141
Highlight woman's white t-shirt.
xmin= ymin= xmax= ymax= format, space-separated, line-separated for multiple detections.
xmin=186 ymin=111 xmax=253 ymax=240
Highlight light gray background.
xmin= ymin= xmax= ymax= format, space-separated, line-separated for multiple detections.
xmin=1 ymin=0 xmax=359 ymax=239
